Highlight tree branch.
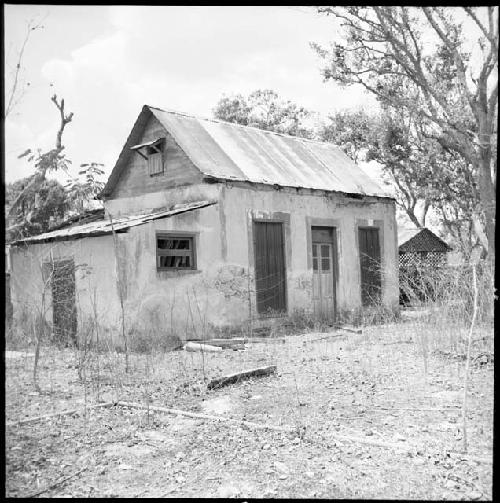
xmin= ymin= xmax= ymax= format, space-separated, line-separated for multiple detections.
xmin=4 ymin=19 xmax=43 ymax=119
xmin=423 ymin=8 xmax=477 ymax=114
xmin=51 ymin=94 xmax=74 ymax=151
xmin=463 ymin=7 xmax=498 ymax=51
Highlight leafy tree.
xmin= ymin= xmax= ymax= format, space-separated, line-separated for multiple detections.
xmin=8 ymin=94 xmax=74 ymax=224
xmin=213 ymin=89 xmax=313 ymax=138
xmin=65 ymin=163 xmax=105 ymax=214
xmin=6 ymin=177 xmax=69 ymax=241
xmin=312 ymin=6 xmax=498 ymax=259
xmin=320 ymin=108 xmax=378 ymax=163
xmin=212 ymin=94 xmax=251 ymax=126
xmin=7 ymin=94 xmax=105 ymax=240
xmin=320 ymin=106 xmax=482 ymax=258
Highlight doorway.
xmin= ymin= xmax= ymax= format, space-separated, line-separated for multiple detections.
xmin=358 ymin=227 xmax=382 ymax=306
xmin=311 ymin=226 xmax=337 ymax=322
xmin=50 ymin=258 xmax=77 ymax=345
xmin=253 ymin=221 xmax=287 ymax=315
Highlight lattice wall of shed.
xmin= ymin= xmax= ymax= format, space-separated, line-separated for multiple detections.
xmin=399 ymin=251 xmax=447 ymax=269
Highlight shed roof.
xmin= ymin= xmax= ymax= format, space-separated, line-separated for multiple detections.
xmin=102 ymin=105 xmax=391 ymax=199
xmin=398 ymin=227 xmax=451 ymax=253
xmin=10 ymin=200 xmax=216 ymax=246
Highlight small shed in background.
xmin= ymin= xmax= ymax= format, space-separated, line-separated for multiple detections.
xmin=398 ymin=227 xmax=452 ymax=269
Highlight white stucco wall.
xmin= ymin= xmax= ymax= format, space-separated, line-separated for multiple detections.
xmin=10 ymin=182 xmax=398 ymax=345
xmin=220 ymin=183 xmax=399 ymax=318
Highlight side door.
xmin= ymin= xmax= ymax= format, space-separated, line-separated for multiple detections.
xmin=253 ymin=221 xmax=287 ymax=315
xmin=50 ymin=258 xmax=78 ymax=345
xmin=358 ymin=227 xmax=381 ymax=306
xmin=312 ymin=227 xmax=337 ymax=322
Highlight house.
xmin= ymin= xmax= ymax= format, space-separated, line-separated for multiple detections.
xmin=8 ymin=105 xmax=399 ymax=345
xmin=398 ymin=227 xmax=452 ymax=305
xmin=398 ymin=227 xmax=452 ymax=269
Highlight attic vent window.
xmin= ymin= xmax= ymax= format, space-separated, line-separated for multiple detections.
xmin=130 ymin=138 xmax=165 ymax=176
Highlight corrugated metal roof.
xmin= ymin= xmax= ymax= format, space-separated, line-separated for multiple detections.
xmin=149 ymin=107 xmax=390 ymax=197
xmin=102 ymin=105 xmax=392 ymax=199
xmin=11 ymin=200 xmax=217 ymax=246
xmin=398 ymin=227 xmax=451 ymax=252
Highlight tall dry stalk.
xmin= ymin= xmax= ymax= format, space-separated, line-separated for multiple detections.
xmin=108 ymin=212 xmax=129 ymax=373
xmin=187 ymin=290 xmax=206 ymax=382
xmin=90 ymin=287 xmax=101 ymax=402
xmin=32 ymin=253 xmax=55 ymax=391
xmin=462 ymin=264 xmax=478 ymax=453
xmin=247 ymin=268 xmax=253 ymax=338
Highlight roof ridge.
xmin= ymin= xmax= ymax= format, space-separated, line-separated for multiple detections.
xmin=145 ymin=104 xmax=330 ymax=146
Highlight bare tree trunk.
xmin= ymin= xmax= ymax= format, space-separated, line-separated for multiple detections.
xmin=478 ymin=156 xmax=496 ymax=262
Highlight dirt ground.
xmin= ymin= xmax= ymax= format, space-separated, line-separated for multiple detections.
xmin=5 ymin=320 xmax=493 ymax=499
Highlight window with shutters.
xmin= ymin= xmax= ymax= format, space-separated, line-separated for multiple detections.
xmin=130 ymin=138 xmax=165 ymax=176
xmin=156 ymin=233 xmax=196 ymax=270
xmin=146 ymin=141 xmax=164 ymax=176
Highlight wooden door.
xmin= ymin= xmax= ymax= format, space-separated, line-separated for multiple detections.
xmin=358 ymin=227 xmax=381 ymax=306
xmin=51 ymin=258 xmax=77 ymax=345
xmin=253 ymin=221 xmax=287 ymax=315
xmin=312 ymin=227 xmax=337 ymax=322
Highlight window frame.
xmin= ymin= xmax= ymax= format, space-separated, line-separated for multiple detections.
xmin=156 ymin=231 xmax=197 ymax=271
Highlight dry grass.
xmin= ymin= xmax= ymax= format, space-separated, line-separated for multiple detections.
xmin=5 ymin=261 xmax=494 ymax=497
xmin=5 ymin=316 xmax=493 ymax=499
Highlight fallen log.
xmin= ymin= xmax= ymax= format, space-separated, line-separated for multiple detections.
xmin=184 ymin=342 xmax=222 ymax=353
xmin=116 ymin=401 xmax=293 ymax=433
xmin=207 ymin=365 xmax=277 ymax=390
xmin=199 ymin=338 xmax=246 ymax=348
xmin=191 ymin=337 xmax=285 ymax=346
xmin=6 ymin=401 xmax=114 ymax=427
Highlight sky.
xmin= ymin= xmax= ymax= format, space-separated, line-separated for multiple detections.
xmin=4 ymin=5 xmax=379 ymax=185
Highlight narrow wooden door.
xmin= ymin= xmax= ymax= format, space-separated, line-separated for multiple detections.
xmin=312 ymin=227 xmax=337 ymax=322
xmin=51 ymin=258 xmax=77 ymax=345
xmin=358 ymin=227 xmax=381 ymax=306
xmin=254 ymin=221 xmax=287 ymax=315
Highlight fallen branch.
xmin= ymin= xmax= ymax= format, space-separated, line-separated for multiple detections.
xmin=193 ymin=338 xmax=246 ymax=348
xmin=115 ymin=402 xmax=491 ymax=464
xmin=207 ymin=365 xmax=277 ymax=390
xmin=307 ymin=332 xmax=348 ymax=343
xmin=372 ymin=406 xmax=460 ymax=412
xmin=27 ymin=462 xmax=90 ymax=498
xmin=6 ymin=402 xmax=114 ymax=427
xmin=116 ymin=401 xmax=294 ymax=433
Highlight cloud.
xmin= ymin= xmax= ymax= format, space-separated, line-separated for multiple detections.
xmin=5 ymin=6 xmax=376 ymax=184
